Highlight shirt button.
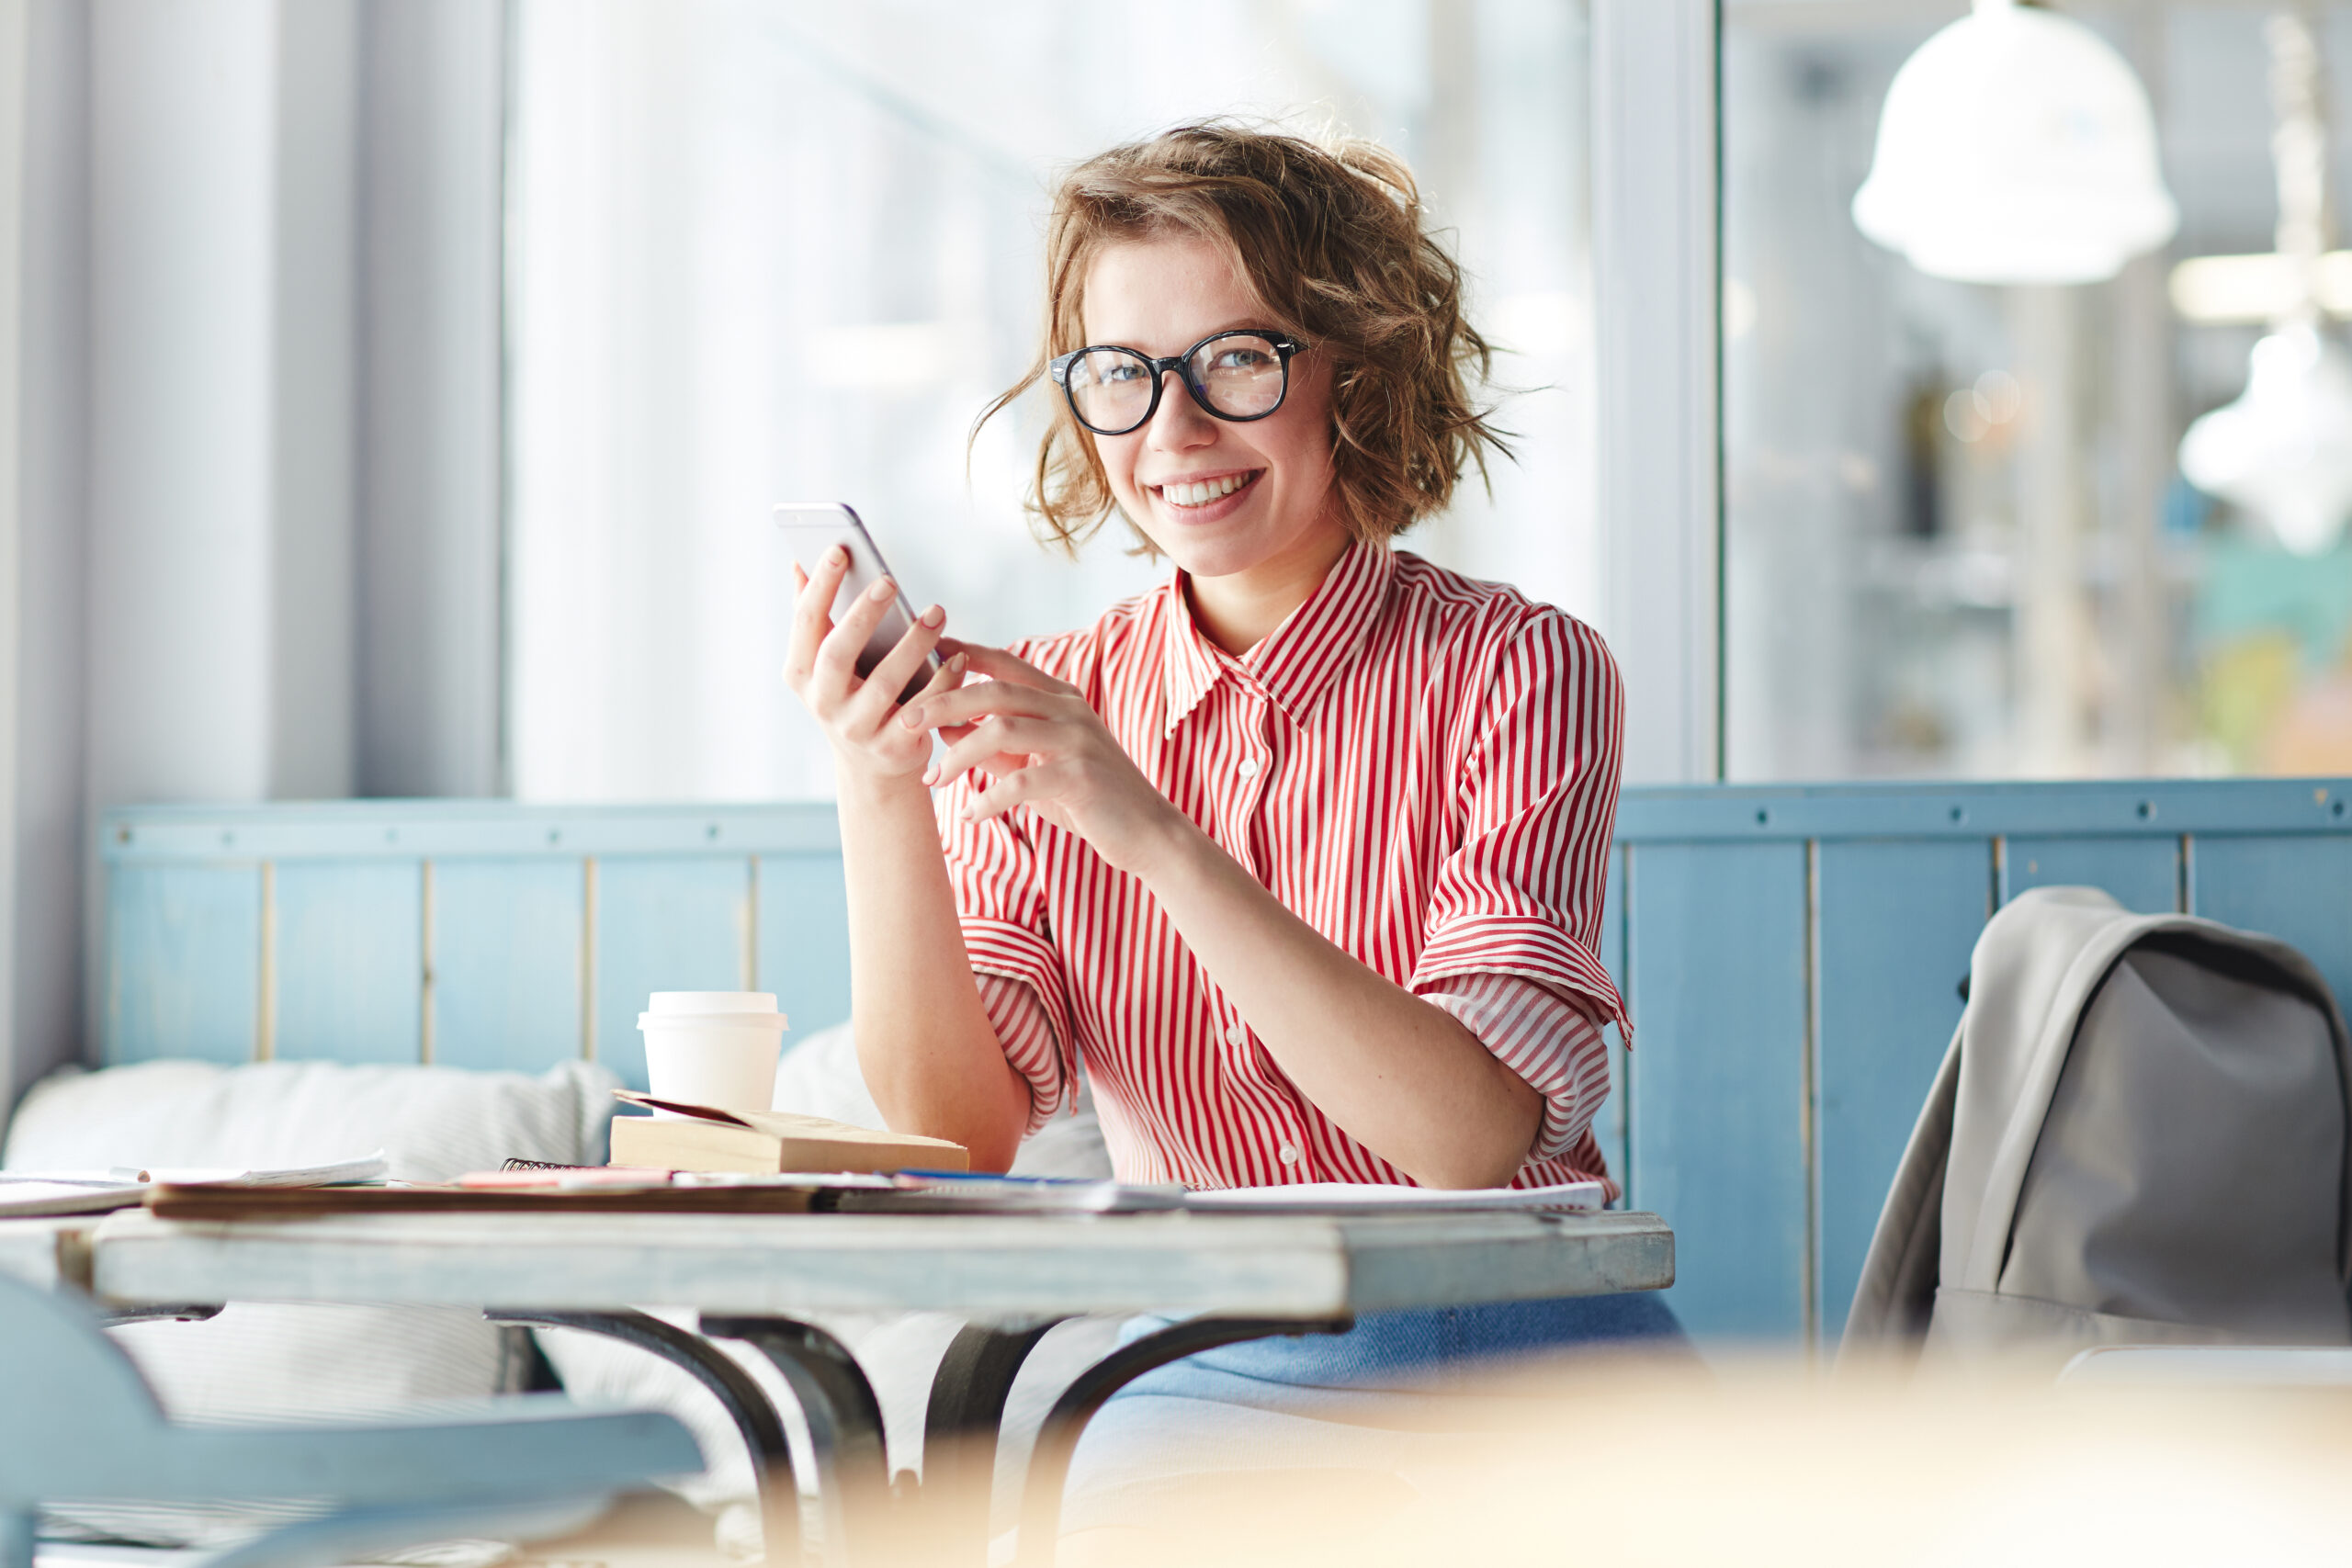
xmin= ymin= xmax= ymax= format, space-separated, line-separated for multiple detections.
xmin=1237 ymin=756 xmax=1260 ymax=778
xmin=1225 ymin=1021 xmax=1247 ymax=1044
xmin=1278 ymin=1142 xmax=1300 ymax=1166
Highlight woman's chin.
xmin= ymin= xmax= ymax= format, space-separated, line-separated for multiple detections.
xmin=1159 ymin=538 xmax=1277 ymax=583
xmin=1142 ymin=518 xmax=1335 ymax=586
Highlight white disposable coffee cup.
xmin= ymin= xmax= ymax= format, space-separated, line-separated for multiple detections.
xmin=638 ymin=991 xmax=789 ymax=1112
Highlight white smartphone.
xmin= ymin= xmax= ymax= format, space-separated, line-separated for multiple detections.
xmin=774 ymin=502 xmax=945 ymax=700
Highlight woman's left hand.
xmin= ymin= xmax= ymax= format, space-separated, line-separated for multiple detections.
xmin=899 ymin=640 xmax=1191 ymax=875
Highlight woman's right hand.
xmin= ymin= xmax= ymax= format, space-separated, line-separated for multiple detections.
xmin=784 ymin=545 xmax=963 ymax=785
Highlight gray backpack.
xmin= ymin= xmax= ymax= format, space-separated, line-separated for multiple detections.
xmin=1843 ymin=886 xmax=2352 ymax=1364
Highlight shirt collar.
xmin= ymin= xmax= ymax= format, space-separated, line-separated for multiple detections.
xmin=1159 ymin=537 xmax=1396 ymax=738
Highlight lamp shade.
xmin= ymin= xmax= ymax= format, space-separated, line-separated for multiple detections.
xmin=1852 ymin=0 xmax=2178 ymax=284
xmin=2179 ymin=325 xmax=2352 ymax=557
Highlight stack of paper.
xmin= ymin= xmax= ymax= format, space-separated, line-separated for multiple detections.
xmin=0 ymin=1152 xmax=390 ymax=1219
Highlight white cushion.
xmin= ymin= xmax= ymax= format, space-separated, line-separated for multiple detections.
xmin=4 ymin=1056 xmax=619 ymax=1179
xmin=3 ymin=1057 xmax=619 ymax=1549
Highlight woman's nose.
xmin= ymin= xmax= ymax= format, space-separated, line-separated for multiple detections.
xmin=1145 ymin=368 xmax=1216 ymax=448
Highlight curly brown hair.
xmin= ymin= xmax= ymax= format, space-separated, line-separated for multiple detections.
xmin=977 ymin=122 xmax=1510 ymax=554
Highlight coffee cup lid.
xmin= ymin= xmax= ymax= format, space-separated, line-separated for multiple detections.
xmin=647 ymin=990 xmax=777 ymax=1015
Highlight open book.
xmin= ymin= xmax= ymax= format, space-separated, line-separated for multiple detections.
xmin=0 ymin=1152 xmax=389 ymax=1220
xmin=608 ymin=1091 xmax=968 ymax=1175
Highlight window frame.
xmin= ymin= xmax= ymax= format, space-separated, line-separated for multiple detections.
xmin=1592 ymin=0 xmax=1724 ymax=784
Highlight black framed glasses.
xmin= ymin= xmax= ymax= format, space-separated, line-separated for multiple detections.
xmin=1048 ymin=330 xmax=1303 ymax=436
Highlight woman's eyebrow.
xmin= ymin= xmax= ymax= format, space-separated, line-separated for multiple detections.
xmin=1087 ymin=321 xmax=1275 ymax=352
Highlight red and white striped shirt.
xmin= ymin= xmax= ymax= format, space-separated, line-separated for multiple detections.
xmin=938 ymin=539 xmax=1628 ymax=1192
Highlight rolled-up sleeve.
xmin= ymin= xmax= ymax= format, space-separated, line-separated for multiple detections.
xmin=1422 ymin=973 xmax=1612 ymax=1162
xmin=937 ymin=784 xmax=1077 ymax=1131
xmin=1408 ymin=610 xmax=1629 ymax=1041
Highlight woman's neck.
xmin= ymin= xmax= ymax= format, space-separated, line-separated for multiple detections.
xmin=1182 ymin=525 xmax=1356 ymax=656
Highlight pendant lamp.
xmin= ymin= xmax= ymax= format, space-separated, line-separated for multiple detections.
xmin=2179 ymin=326 xmax=2352 ymax=556
xmin=1851 ymin=0 xmax=2178 ymax=285
xmin=2177 ymin=12 xmax=2352 ymax=557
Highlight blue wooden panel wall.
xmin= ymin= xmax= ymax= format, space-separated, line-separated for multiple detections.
xmin=1602 ymin=777 xmax=2352 ymax=1345
xmin=1811 ymin=840 xmax=1986 ymax=1345
xmin=1626 ymin=840 xmax=1809 ymax=1340
xmin=2002 ymin=836 xmax=2179 ymax=914
xmin=757 ymin=853 xmax=854 ymax=1045
xmin=593 ymin=858 xmax=754 ymax=1090
xmin=100 ymin=804 xmax=842 ymax=1084
xmin=2190 ymin=836 xmax=2352 ymax=1011
xmin=1595 ymin=847 xmax=1628 ymax=1192
xmin=273 ymin=861 xmax=423 ymax=1064
xmin=96 ymin=779 xmax=2352 ymax=1346
xmin=105 ymin=863 xmax=261 ymax=1065
xmin=431 ymin=859 xmax=585 ymax=1073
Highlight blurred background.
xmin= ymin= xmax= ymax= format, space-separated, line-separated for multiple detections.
xmin=1727 ymin=1 xmax=2352 ymax=782
xmin=502 ymin=0 xmax=1598 ymax=799
xmin=10 ymin=0 xmax=2352 ymax=1071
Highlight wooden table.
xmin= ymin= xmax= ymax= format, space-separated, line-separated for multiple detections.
xmin=80 ymin=1206 xmax=1669 ymax=1317
xmin=17 ymin=1206 xmax=1673 ymax=1566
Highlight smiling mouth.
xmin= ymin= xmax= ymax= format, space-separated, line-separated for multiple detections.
xmin=1152 ymin=471 xmax=1262 ymax=510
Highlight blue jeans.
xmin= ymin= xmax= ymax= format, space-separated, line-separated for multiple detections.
xmin=1059 ymin=1292 xmax=1692 ymax=1532
xmin=1113 ymin=1291 xmax=1692 ymax=1400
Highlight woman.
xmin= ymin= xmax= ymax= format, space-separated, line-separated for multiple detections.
xmin=786 ymin=122 xmax=1683 ymax=1511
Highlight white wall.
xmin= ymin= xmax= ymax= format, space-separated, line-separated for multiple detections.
xmin=3 ymin=0 xmax=507 ymax=1104
xmin=0 ymin=0 xmax=31 ymax=1113
xmin=503 ymin=0 xmax=1611 ymax=803
xmin=86 ymin=0 xmax=353 ymax=806
xmin=5 ymin=0 xmax=87 ymax=1111
xmin=359 ymin=0 xmax=504 ymax=798
xmin=1593 ymin=0 xmax=1723 ymax=784
xmin=80 ymin=0 xmax=502 ymax=813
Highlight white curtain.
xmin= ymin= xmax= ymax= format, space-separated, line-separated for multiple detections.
xmin=508 ymin=0 xmax=1598 ymax=801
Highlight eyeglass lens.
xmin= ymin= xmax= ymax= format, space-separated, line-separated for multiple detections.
xmin=1064 ymin=334 xmax=1287 ymax=434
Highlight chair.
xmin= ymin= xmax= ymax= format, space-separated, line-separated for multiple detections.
xmin=0 ymin=1273 xmax=702 ymax=1568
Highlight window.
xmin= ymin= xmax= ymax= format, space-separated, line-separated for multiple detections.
xmin=508 ymin=0 xmax=1598 ymax=801
xmin=1724 ymin=1 xmax=2352 ymax=779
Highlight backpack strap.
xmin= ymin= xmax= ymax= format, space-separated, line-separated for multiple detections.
xmin=1838 ymin=1021 xmax=1961 ymax=1355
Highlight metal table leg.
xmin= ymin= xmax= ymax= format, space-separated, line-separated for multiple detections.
xmin=99 ymin=1303 xmax=221 ymax=1326
xmin=488 ymin=1308 xmax=803 ymax=1566
xmin=918 ymin=1320 xmax=1064 ymax=1562
xmin=703 ymin=1314 xmax=892 ymax=1566
xmin=1012 ymin=1314 xmax=1353 ymax=1568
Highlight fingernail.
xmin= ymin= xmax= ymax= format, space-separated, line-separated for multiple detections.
xmin=921 ymin=763 xmax=938 ymax=786
xmin=950 ymin=652 xmax=967 ymax=674
xmin=899 ymin=706 xmax=925 ymax=730
xmin=868 ymin=578 xmax=895 ymax=601
xmin=827 ymin=544 xmax=849 ymax=565
xmin=921 ymin=604 xmax=944 ymax=627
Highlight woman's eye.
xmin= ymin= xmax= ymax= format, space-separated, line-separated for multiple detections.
xmin=1101 ymin=361 xmax=1146 ymax=384
xmin=1209 ymin=349 xmax=1268 ymax=372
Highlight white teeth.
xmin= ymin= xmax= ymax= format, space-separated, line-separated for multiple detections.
xmin=1163 ymin=475 xmax=1248 ymax=507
